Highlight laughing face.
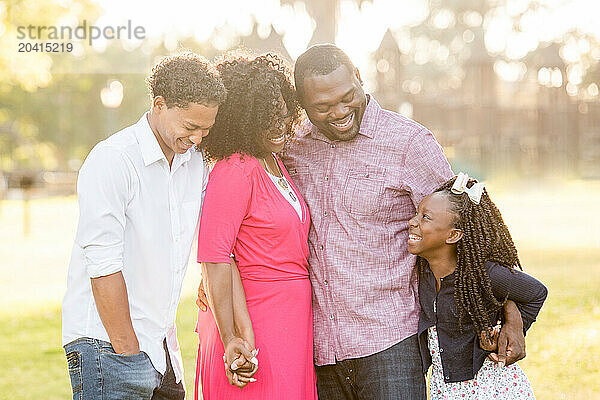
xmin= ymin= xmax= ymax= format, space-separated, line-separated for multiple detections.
xmin=150 ymin=97 xmax=219 ymax=162
xmin=261 ymin=96 xmax=293 ymax=154
xmin=407 ymin=192 xmax=463 ymax=258
xmin=300 ymin=64 xmax=367 ymax=142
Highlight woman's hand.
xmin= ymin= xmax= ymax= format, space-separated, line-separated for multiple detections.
xmin=200 ymin=260 xmax=258 ymax=388
xmin=223 ymin=337 xmax=258 ymax=388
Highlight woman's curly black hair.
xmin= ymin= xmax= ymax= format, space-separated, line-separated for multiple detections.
xmin=200 ymin=52 xmax=302 ymax=160
xmin=417 ymin=176 xmax=522 ymax=337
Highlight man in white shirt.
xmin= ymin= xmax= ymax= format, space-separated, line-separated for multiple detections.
xmin=62 ymin=53 xmax=226 ymax=400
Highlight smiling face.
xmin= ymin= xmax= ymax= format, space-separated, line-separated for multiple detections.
xmin=300 ymin=65 xmax=367 ymax=142
xmin=408 ymin=192 xmax=463 ymax=259
xmin=260 ymin=96 xmax=293 ymax=154
xmin=150 ymin=97 xmax=219 ymax=162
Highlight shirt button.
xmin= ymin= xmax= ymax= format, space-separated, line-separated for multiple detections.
xmin=440 ymin=348 xmax=443 ymax=352
xmin=320 ymin=245 xmax=324 ymax=250
xmin=324 ymin=280 xmax=328 ymax=285
xmin=329 ymin=314 xmax=334 ymax=320
xmin=324 ymin=211 xmax=328 ymax=217
xmin=331 ymin=144 xmax=336 ymax=148
xmin=325 ymin=176 xmax=329 ymax=181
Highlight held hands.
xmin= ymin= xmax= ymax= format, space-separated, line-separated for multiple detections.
xmin=198 ymin=273 xmax=258 ymax=388
xmin=223 ymin=337 xmax=259 ymax=388
xmin=488 ymin=301 xmax=526 ymax=367
xmin=488 ymin=320 xmax=526 ymax=367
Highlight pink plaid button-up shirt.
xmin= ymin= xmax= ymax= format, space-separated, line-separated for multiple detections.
xmin=281 ymin=96 xmax=453 ymax=366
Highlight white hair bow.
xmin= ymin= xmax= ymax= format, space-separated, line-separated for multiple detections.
xmin=451 ymin=172 xmax=485 ymax=204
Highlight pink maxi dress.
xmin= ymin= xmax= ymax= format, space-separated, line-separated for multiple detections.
xmin=194 ymin=153 xmax=317 ymax=400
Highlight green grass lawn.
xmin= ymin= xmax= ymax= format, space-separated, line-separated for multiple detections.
xmin=517 ymin=249 xmax=600 ymax=400
xmin=0 ymin=248 xmax=598 ymax=399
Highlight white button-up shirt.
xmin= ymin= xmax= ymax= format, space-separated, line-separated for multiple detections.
xmin=62 ymin=113 xmax=208 ymax=382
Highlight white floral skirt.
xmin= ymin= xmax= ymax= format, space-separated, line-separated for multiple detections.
xmin=427 ymin=326 xmax=535 ymax=399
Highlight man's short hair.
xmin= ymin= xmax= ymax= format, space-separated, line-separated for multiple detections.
xmin=294 ymin=44 xmax=356 ymax=100
xmin=146 ymin=52 xmax=227 ymax=108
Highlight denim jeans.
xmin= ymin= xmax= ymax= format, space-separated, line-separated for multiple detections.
xmin=315 ymin=334 xmax=426 ymax=400
xmin=64 ymin=337 xmax=185 ymax=400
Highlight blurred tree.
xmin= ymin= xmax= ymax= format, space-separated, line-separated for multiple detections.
xmin=1 ymin=0 xmax=599 ymax=179
xmin=0 ymin=0 xmax=100 ymax=171
xmin=282 ymin=0 xmax=336 ymax=45
xmin=241 ymin=24 xmax=291 ymax=61
xmin=0 ymin=0 xmax=99 ymax=90
xmin=365 ymin=0 xmax=600 ymax=178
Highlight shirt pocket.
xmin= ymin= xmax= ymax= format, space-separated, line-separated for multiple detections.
xmin=342 ymin=166 xmax=386 ymax=216
xmin=287 ymin=165 xmax=312 ymax=200
xmin=287 ymin=165 xmax=311 ymax=180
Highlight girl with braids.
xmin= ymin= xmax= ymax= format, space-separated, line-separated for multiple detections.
xmin=408 ymin=173 xmax=547 ymax=399
xmin=194 ymin=52 xmax=317 ymax=399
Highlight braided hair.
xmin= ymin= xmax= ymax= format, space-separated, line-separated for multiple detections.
xmin=417 ymin=176 xmax=522 ymax=337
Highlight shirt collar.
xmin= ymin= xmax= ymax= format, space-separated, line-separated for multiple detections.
xmin=297 ymin=94 xmax=380 ymax=140
xmin=135 ymin=112 xmax=167 ymax=167
xmin=178 ymin=145 xmax=193 ymax=164
xmin=424 ymin=264 xmax=457 ymax=283
xmin=357 ymin=94 xmax=380 ymax=139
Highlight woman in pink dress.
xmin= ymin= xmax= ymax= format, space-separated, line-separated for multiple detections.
xmin=194 ymin=53 xmax=317 ymax=400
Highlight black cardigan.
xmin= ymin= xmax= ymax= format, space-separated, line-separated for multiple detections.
xmin=417 ymin=260 xmax=548 ymax=383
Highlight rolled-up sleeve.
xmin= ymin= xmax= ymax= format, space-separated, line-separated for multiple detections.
xmin=76 ymin=145 xmax=132 ymax=278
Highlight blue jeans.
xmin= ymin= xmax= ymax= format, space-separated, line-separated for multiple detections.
xmin=315 ymin=334 xmax=426 ymax=400
xmin=64 ymin=337 xmax=185 ymax=400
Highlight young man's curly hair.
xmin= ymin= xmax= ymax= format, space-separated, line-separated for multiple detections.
xmin=201 ymin=52 xmax=302 ymax=160
xmin=417 ymin=176 xmax=522 ymax=338
xmin=146 ymin=52 xmax=227 ymax=108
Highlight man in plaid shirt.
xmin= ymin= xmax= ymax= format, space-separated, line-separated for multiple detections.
xmin=280 ymin=44 xmax=526 ymax=400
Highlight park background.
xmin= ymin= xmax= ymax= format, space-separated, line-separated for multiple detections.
xmin=1 ymin=0 xmax=599 ymax=398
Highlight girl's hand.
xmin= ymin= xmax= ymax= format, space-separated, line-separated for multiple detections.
xmin=488 ymin=300 xmax=526 ymax=367
xmin=480 ymin=323 xmax=501 ymax=351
